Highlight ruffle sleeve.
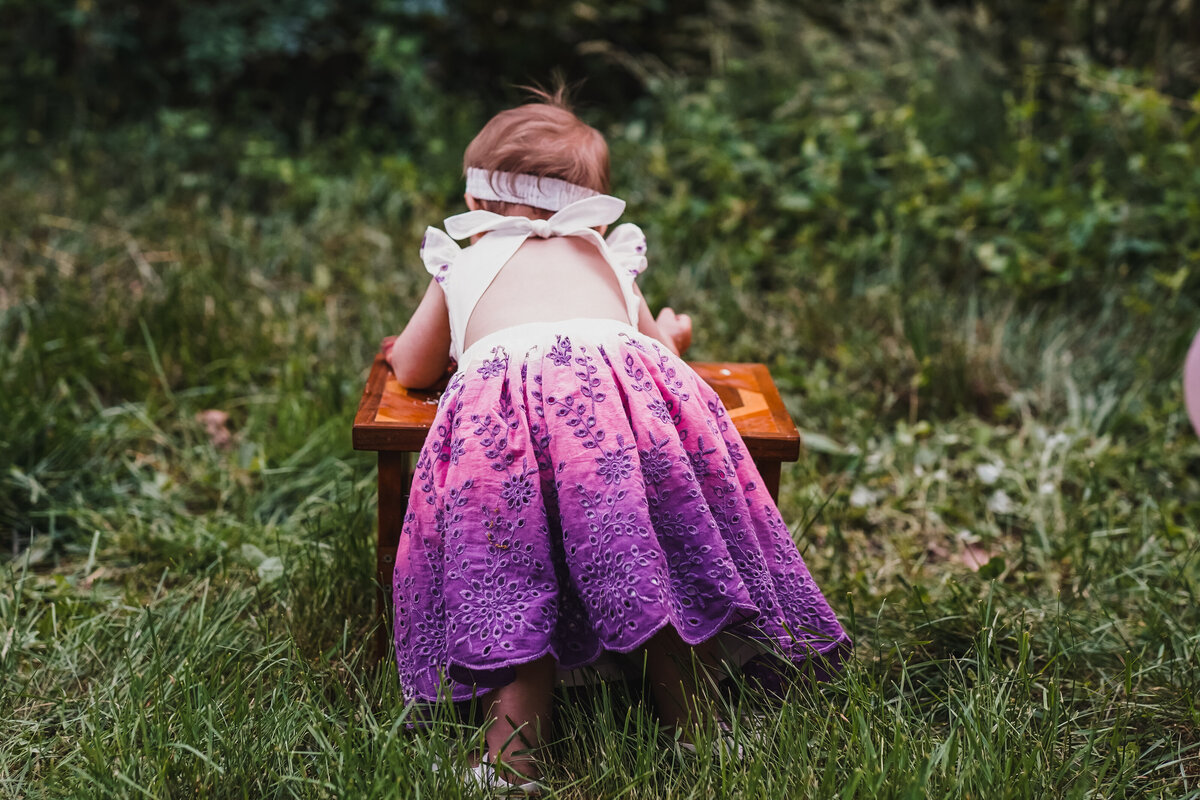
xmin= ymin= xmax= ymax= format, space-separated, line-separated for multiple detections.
xmin=604 ymin=223 xmax=648 ymax=277
xmin=420 ymin=227 xmax=462 ymax=284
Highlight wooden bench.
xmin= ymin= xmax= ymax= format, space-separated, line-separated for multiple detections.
xmin=353 ymin=354 xmax=801 ymax=658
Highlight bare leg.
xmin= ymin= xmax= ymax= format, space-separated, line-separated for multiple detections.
xmin=641 ymin=627 xmax=726 ymax=734
xmin=483 ymin=655 xmax=556 ymax=781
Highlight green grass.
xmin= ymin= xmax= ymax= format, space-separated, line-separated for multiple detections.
xmin=5 ymin=41 xmax=1200 ymax=799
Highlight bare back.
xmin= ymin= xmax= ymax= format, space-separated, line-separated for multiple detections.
xmin=463 ymin=236 xmax=629 ymax=349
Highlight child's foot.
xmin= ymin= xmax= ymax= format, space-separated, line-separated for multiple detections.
xmin=461 ymin=754 xmax=545 ymax=796
xmin=669 ymin=722 xmax=752 ymax=760
xmin=674 ymin=733 xmax=746 ymax=760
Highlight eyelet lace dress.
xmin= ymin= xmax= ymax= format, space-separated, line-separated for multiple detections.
xmin=393 ymin=195 xmax=849 ymax=702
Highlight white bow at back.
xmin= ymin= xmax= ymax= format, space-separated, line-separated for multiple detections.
xmin=443 ymin=194 xmax=627 ymax=240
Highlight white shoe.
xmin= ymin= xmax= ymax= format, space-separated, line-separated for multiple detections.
xmin=676 ymin=734 xmax=746 ymax=759
xmin=436 ymin=753 xmax=545 ymax=796
xmin=672 ymin=723 xmax=748 ymax=759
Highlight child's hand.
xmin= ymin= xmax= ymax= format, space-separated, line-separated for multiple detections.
xmin=382 ymin=336 xmax=403 ymax=377
xmin=655 ymin=308 xmax=692 ymax=356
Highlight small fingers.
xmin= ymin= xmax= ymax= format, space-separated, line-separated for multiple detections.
xmin=674 ymin=315 xmax=693 ymax=356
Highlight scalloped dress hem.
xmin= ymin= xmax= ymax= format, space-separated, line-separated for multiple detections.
xmin=392 ymin=318 xmax=849 ymax=706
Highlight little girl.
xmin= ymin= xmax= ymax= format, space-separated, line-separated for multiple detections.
xmin=388 ymin=88 xmax=848 ymax=792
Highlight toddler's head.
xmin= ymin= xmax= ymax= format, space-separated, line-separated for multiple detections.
xmin=464 ymin=86 xmax=609 ymax=219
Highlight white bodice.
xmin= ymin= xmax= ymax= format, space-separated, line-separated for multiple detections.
xmin=419 ymin=195 xmax=648 ymax=361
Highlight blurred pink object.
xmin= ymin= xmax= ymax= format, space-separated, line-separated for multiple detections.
xmin=1187 ymin=328 xmax=1200 ymax=438
xmin=196 ymin=409 xmax=233 ymax=450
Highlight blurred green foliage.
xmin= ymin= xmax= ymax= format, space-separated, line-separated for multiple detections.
xmin=4 ymin=0 xmax=1200 ymax=536
xmin=4 ymin=0 xmax=1198 ymax=134
xmin=4 ymin=0 xmax=1198 ymax=301
xmin=0 ymin=0 xmax=708 ymax=141
xmin=4 ymin=5 xmax=1200 ymax=795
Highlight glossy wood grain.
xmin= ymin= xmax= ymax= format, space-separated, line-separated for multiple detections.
xmin=353 ymin=354 xmax=800 ymax=461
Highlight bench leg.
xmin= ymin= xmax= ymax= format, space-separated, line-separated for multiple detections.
xmin=375 ymin=451 xmax=411 ymax=662
xmin=759 ymin=460 xmax=782 ymax=503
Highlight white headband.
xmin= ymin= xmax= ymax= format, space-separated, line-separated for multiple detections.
xmin=465 ymin=167 xmax=600 ymax=212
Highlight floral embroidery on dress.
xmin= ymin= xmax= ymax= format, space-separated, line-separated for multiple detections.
xmin=393 ymin=323 xmax=848 ymax=704
xmin=500 ymin=462 xmax=539 ymax=510
xmin=638 ymin=433 xmax=675 ymax=487
xmin=477 ymin=347 xmax=508 ymax=379
xmin=595 ymin=435 xmax=636 ymax=485
xmin=549 ymin=335 xmax=573 ymax=366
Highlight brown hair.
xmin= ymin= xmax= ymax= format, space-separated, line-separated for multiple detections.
xmin=464 ymin=84 xmax=609 ymax=217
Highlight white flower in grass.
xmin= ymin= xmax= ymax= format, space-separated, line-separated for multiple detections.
xmin=257 ymin=557 xmax=285 ymax=583
xmin=849 ymin=485 xmax=879 ymax=508
xmin=987 ymin=490 xmax=1015 ymax=515
xmin=1039 ymin=481 xmax=1057 ymax=496
xmin=976 ymin=462 xmax=1002 ymax=485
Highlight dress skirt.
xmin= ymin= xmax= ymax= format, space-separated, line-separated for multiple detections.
xmin=392 ymin=318 xmax=848 ymax=703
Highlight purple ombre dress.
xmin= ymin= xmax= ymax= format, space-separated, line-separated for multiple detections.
xmin=392 ymin=198 xmax=848 ymax=703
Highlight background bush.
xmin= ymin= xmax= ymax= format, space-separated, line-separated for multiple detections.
xmin=4 ymin=2 xmax=1200 ymax=797
xmin=4 ymin=0 xmax=1200 ymax=547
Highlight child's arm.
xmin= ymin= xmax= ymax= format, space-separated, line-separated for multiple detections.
xmin=387 ymin=279 xmax=453 ymax=388
xmin=633 ymin=284 xmax=692 ymax=357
